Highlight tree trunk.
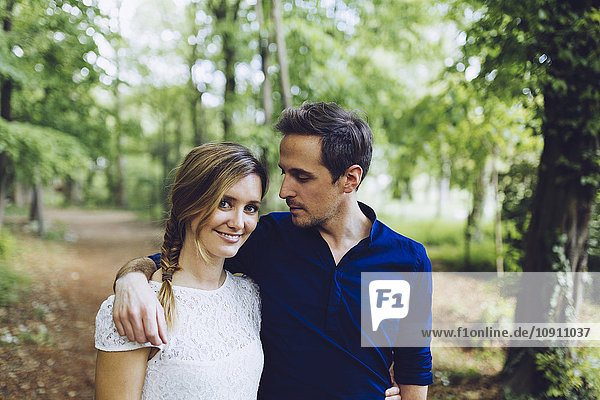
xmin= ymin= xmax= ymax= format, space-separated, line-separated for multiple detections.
xmin=222 ymin=29 xmax=236 ymax=141
xmin=464 ymin=164 xmax=487 ymax=268
xmin=437 ymin=152 xmax=450 ymax=218
xmin=521 ymin=136 xmax=595 ymax=275
xmin=256 ymin=0 xmax=273 ymax=124
xmin=0 ymin=1 xmax=15 ymax=119
xmin=186 ymin=1 xmax=206 ymax=146
xmin=114 ymin=1 xmax=127 ymax=208
xmin=62 ymin=176 xmax=82 ymax=205
xmin=255 ymin=0 xmax=274 ymax=209
xmin=190 ymin=96 xmax=205 ymax=145
xmin=159 ymin=118 xmax=170 ymax=212
xmin=0 ymin=152 xmax=10 ymax=229
xmin=190 ymin=97 xmax=198 ymax=144
xmin=116 ymin=153 xmax=126 ymax=207
xmin=503 ymin=3 xmax=600 ymax=395
xmin=491 ymin=145 xmax=503 ymax=275
xmin=0 ymin=0 xmax=15 ymax=229
xmin=13 ymin=181 xmax=25 ymax=207
xmin=211 ymin=0 xmax=241 ymax=141
xmin=1 ymin=79 xmax=13 ymax=121
xmin=0 ymin=75 xmax=11 ymax=227
xmin=29 ymin=180 xmax=45 ymax=237
xmin=503 ymin=130 xmax=597 ymax=395
xmin=272 ymin=0 xmax=292 ymax=109
xmin=174 ymin=116 xmax=182 ymax=163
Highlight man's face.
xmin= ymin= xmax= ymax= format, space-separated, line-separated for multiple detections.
xmin=278 ymin=134 xmax=345 ymax=228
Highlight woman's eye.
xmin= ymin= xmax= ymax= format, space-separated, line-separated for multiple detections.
xmin=245 ymin=204 xmax=258 ymax=213
xmin=219 ymin=200 xmax=231 ymax=208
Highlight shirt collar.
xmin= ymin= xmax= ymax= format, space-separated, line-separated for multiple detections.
xmin=357 ymin=202 xmax=381 ymax=246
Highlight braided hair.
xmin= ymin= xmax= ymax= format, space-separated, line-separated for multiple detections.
xmin=157 ymin=143 xmax=267 ymax=328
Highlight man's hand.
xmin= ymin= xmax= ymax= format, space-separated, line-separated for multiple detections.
xmin=113 ymin=271 xmax=167 ymax=346
xmin=385 ymin=384 xmax=427 ymax=400
xmin=385 ymin=385 xmax=400 ymax=400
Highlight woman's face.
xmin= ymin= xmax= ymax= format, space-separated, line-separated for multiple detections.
xmin=192 ymin=174 xmax=263 ymax=260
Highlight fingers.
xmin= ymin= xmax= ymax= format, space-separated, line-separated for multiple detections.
xmin=121 ymin=313 xmax=138 ymax=342
xmin=131 ymin=308 xmax=150 ymax=344
xmin=385 ymin=386 xmax=401 ymax=400
xmin=114 ymin=313 xmax=126 ymax=337
xmin=112 ymin=272 xmax=164 ymax=345
xmin=142 ymin=304 xmax=165 ymax=346
xmin=113 ymin=295 xmax=138 ymax=342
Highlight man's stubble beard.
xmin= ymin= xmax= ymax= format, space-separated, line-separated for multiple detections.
xmin=291 ymin=213 xmax=328 ymax=229
xmin=290 ymin=205 xmax=339 ymax=229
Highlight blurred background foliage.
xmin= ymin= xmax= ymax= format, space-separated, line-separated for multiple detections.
xmin=1 ymin=0 xmax=599 ymax=397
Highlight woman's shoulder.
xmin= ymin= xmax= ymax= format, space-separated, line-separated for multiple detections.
xmin=96 ymin=294 xmax=116 ymax=318
xmin=229 ymin=272 xmax=260 ymax=296
xmin=228 ymin=273 xmax=261 ymax=324
xmin=95 ymin=293 xmax=160 ymax=352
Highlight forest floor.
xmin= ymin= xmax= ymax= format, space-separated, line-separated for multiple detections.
xmin=0 ymin=208 xmax=502 ymax=399
xmin=0 ymin=209 xmax=162 ymax=399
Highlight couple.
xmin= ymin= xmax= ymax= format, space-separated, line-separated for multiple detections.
xmin=94 ymin=102 xmax=432 ymax=399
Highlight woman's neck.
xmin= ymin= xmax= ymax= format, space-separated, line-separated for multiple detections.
xmin=159 ymin=239 xmax=226 ymax=290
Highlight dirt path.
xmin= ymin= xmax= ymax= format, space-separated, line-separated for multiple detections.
xmin=0 ymin=209 xmax=163 ymax=399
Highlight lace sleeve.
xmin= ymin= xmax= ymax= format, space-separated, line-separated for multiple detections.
xmin=94 ymin=295 xmax=161 ymax=352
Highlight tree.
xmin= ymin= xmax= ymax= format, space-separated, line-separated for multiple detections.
xmin=461 ymin=0 xmax=600 ymax=396
xmin=255 ymin=0 xmax=273 ymax=124
xmin=0 ymin=0 xmax=109 ymax=228
xmin=208 ymin=0 xmax=242 ymax=140
xmin=0 ymin=120 xmax=88 ymax=233
xmin=272 ymin=0 xmax=291 ymax=109
xmin=184 ymin=0 xmax=207 ymax=146
xmin=0 ymin=0 xmax=18 ymax=227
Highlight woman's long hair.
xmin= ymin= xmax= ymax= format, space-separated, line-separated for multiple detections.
xmin=158 ymin=143 xmax=267 ymax=328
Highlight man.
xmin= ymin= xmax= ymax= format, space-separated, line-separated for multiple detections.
xmin=113 ymin=102 xmax=432 ymax=399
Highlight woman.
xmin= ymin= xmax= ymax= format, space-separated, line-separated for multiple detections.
xmin=94 ymin=143 xmax=268 ymax=399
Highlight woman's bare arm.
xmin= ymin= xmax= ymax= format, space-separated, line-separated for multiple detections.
xmin=95 ymin=348 xmax=151 ymax=400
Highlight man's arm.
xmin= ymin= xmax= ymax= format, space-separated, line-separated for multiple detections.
xmin=386 ymin=244 xmax=433 ymax=399
xmin=400 ymin=385 xmax=427 ymax=400
xmin=112 ymin=257 xmax=157 ymax=291
xmin=112 ymin=257 xmax=167 ymax=346
xmin=384 ymin=384 xmax=428 ymax=400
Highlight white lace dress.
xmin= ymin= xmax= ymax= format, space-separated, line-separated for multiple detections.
xmin=95 ymin=271 xmax=263 ymax=400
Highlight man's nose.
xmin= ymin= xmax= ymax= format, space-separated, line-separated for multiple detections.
xmin=279 ymin=175 xmax=295 ymax=199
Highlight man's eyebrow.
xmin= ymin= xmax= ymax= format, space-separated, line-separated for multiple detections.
xmin=277 ymin=164 xmax=315 ymax=177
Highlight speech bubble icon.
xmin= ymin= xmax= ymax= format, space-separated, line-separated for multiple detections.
xmin=369 ymin=280 xmax=411 ymax=331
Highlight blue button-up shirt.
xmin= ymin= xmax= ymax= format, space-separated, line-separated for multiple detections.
xmin=152 ymin=202 xmax=432 ymax=399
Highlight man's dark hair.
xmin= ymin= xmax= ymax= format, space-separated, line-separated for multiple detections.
xmin=274 ymin=102 xmax=373 ymax=187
